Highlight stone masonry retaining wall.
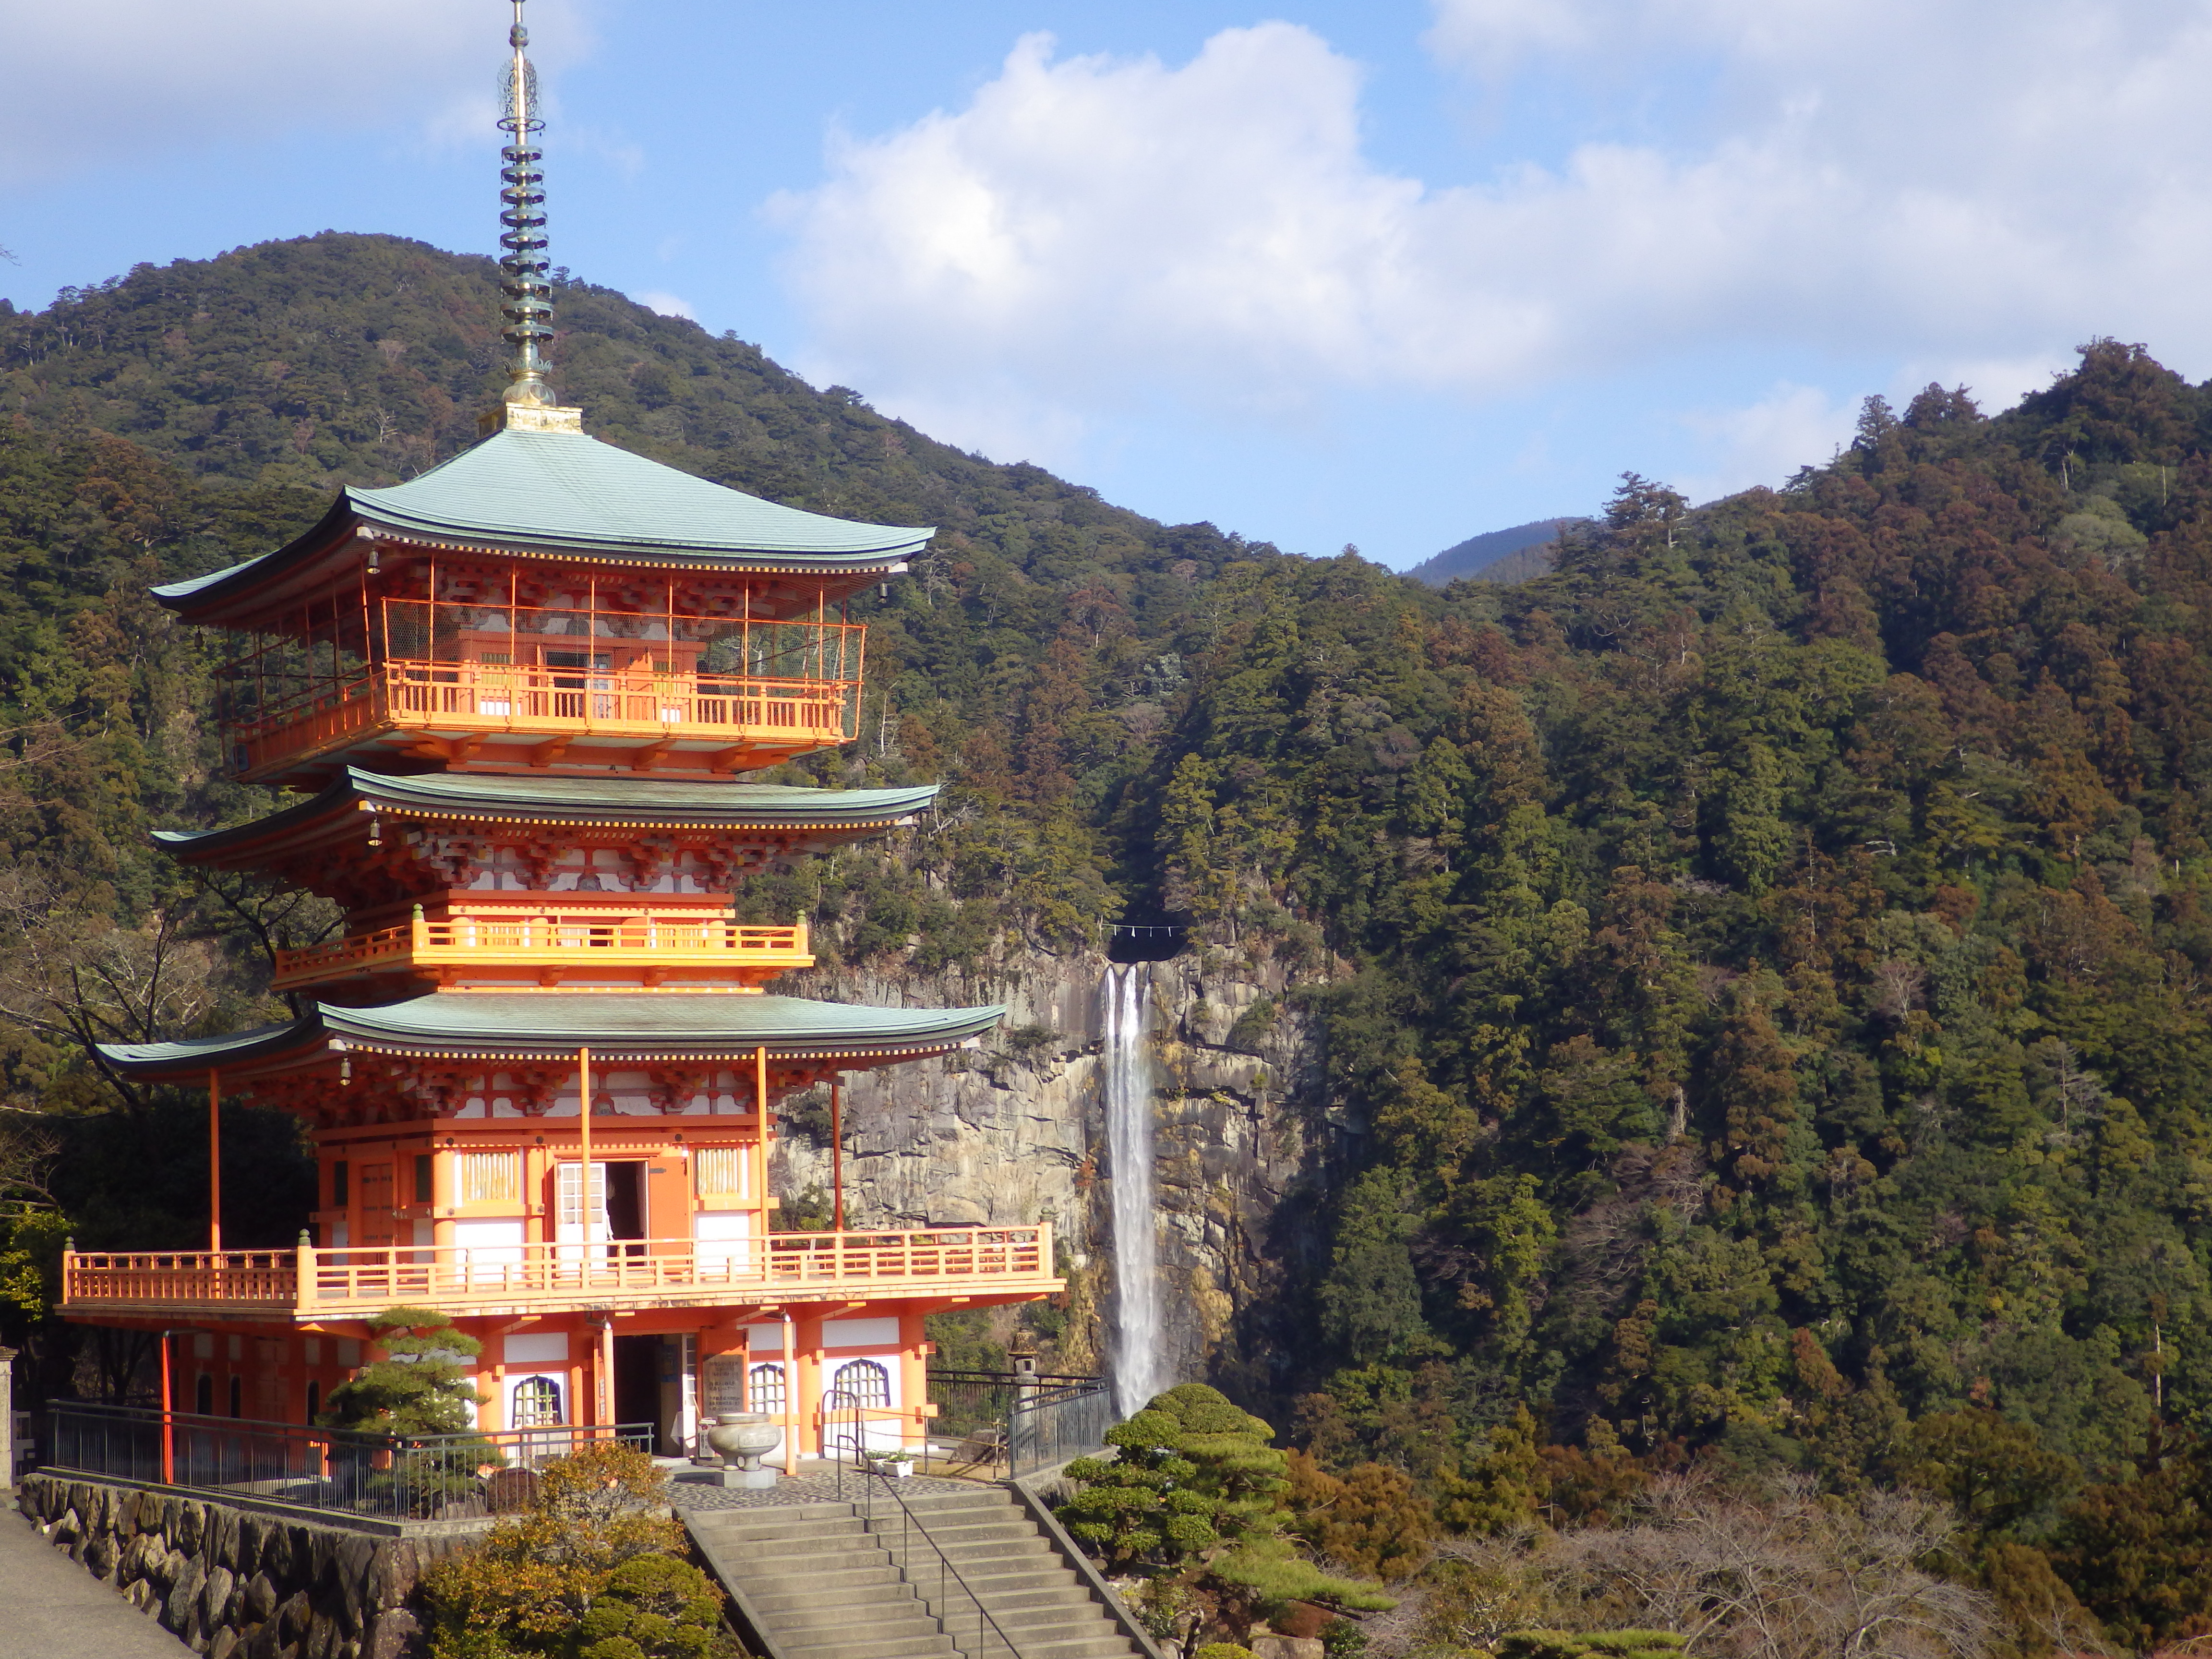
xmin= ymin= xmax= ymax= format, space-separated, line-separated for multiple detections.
xmin=15 ymin=1474 xmax=478 ymax=1659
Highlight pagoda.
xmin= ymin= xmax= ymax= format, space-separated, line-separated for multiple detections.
xmin=57 ymin=1 xmax=1057 ymax=1468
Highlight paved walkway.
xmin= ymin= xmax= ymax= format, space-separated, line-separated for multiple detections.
xmin=0 ymin=1501 xmax=185 ymax=1659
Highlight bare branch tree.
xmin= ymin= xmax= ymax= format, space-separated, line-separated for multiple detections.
xmin=1553 ymin=1474 xmax=1997 ymax=1659
xmin=0 ymin=861 xmax=224 ymax=1113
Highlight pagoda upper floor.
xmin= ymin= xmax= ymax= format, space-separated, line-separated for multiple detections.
xmin=155 ymin=426 xmax=932 ymax=786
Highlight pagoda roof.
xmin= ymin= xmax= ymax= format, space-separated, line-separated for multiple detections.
xmin=156 ymin=768 xmax=939 ymax=866
xmin=97 ymin=992 xmax=1002 ymax=1081
xmin=153 ymin=427 xmax=932 ymax=624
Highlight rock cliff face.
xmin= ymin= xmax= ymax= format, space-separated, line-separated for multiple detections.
xmin=772 ymin=940 xmax=1331 ymax=1400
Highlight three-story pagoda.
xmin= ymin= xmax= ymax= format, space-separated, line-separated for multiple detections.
xmin=56 ymin=3 xmax=1056 ymax=1467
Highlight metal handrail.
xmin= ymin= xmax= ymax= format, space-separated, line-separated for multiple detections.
xmin=43 ymin=1401 xmax=650 ymax=1522
xmin=859 ymin=1463 xmax=1027 ymax=1659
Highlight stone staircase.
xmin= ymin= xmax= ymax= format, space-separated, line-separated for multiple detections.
xmin=685 ymin=1486 xmax=1141 ymax=1659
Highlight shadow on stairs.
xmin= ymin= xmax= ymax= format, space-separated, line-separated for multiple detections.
xmin=684 ymin=1484 xmax=1143 ymax=1659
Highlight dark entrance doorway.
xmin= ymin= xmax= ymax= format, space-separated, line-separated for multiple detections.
xmin=613 ymin=1334 xmax=661 ymax=1440
xmin=605 ymin=1161 xmax=646 ymax=1255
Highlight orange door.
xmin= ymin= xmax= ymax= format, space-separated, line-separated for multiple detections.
xmin=359 ymin=1163 xmax=396 ymax=1248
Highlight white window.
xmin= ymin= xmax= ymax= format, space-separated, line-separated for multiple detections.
xmin=747 ymin=1362 xmax=786 ymax=1415
xmin=511 ymin=1376 xmax=563 ymax=1428
xmin=828 ymin=1359 xmax=891 ymax=1409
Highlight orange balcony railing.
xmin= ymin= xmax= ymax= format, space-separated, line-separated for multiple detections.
xmin=273 ymin=911 xmax=813 ymax=991
xmin=227 ymin=658 xmax=861 ymax=781
xmin=59 ymin=1226 xmax=1058 ymax=1319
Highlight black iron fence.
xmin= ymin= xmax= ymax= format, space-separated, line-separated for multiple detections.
xmin=924 ymin=1370 xmax=1114 ymax=1479
xmin=42 ymin=1402 xmax=650 ymax=1523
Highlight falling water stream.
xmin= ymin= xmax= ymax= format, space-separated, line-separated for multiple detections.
xmin=1103 ymin=964 xmax=1166 ymax=1418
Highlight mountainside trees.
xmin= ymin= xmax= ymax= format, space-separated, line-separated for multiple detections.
xmin=4 ymin=241 xmax=2212 ymax=1643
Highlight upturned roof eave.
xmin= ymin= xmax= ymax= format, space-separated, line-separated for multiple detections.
xmin=152 ymin=508 xmax=926 ymax=627
xmin=96 ymin=992 xmax=1005 ymax=1081
xmin=151 ymin=770 xmax=941 ymax=866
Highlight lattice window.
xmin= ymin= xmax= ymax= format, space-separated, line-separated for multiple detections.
xmin=747 ymin=1362 xmax=786 ymax=1415
xmin=511 ymin=1376 xmax=563 ymax=1428
xmin=696 ymin=1146 xmax=749 ymax=1200
xmin=829 ymin=1360 xmax=891 ymax=1410
xmin=461 ymin=1152 xmax=521 ymax=1204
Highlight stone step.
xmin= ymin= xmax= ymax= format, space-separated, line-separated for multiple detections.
xmin=687 ymin=1499 xmax=855 ymax=1525
xmin=725 ymin=1530 xmax=880 ymax=1575
xmin=746 ymin=1586 xmax=923 ymax=1624
xmin=1015 ymin=1634 xmax=1142 ymax=1659
xmin=886 ymin=1537 xmax=1063 ymax=1570
xmin=690 ymin=1512 xmax=867 ymax=1543
xmin=885 ymin=1530 xmax=1048 ymax=1557
xmin=899 ymin=1557 xmax=1080 ymax=1591
xmin=777 ymin=1611 xmax=950 ymax=1650
xmin=734 ymin=1561 xmax=914 ymax=1596
xmin=783 ymin=1633 xmax=956 ymax=1659
xmin=898 ymin=1489 xmax=1021 ymax=1509
xmin=941 ymin=1582 xmax=1103 ymax=1615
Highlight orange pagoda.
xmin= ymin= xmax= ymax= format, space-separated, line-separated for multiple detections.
xmin=55 ymin=2 xmax=1057 ymax=1469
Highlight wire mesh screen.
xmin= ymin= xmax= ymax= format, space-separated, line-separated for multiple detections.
xmin=1005 ymin=1379 xmax=1115 ymax=1477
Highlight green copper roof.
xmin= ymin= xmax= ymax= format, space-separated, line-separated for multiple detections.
xmin=97 ymin=992 xmax=1003 ymax=1077
xmin=352 ymin=429 xmax=932 ymax=558
xmin=153 ymin=768 xmax=939 ymax=859
xmin=153 ymin=426 xmax=933 ymax=612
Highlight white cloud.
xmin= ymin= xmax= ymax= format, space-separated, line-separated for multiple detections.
xmin=636 ymin=290 xmax=696 ymax=320
xmin=0 ymin=0 xmax=596 ymax=183
xmin=1678 ymin=383 xmax=1858 ymax=504
xmin=773 ymin=8 xmax=2212 ymax=470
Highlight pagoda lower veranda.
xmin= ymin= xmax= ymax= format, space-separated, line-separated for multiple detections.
xmin=50 ymin=4 xmax=1058 ymax=1474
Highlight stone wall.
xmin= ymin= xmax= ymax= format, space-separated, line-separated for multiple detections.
xmin=15 ymin=1475 xmax=471 ymax=1659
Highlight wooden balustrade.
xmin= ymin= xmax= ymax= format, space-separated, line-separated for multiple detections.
xmin=59 ymin=1225 xmax=1057 ymax=1317
xmin=273 ymin=912 xmax=814 ymax=990
xmin=230 ymin=658 xmax=861 ymax=779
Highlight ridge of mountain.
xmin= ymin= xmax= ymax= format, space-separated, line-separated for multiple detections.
xmin=1404 ymin=515 xmax=1579 ymax=586
xmin=0 ymin=231 xmax=1272 ymax=593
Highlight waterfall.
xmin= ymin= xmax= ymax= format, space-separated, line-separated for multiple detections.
xmin=1102 ymin=963 xmax=1166 ymax=1419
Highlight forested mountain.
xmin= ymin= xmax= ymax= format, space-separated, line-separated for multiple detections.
xmin=7 ymin=234 xmax=2212 ymax=1646
xmin=1406 ymin=516 xmax=1578 ymax=586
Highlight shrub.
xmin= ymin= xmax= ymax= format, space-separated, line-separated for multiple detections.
xmin=423 ymin=1442 xmax=709 ymax=1659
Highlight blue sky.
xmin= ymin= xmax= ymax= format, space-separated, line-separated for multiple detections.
xmin=4 ymin=0 xmax=2210 ymax=568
